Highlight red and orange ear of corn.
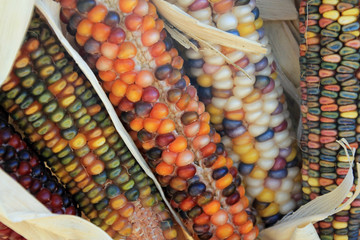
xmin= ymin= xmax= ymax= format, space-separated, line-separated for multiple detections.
xmin=161 ymin=0 xmax=302 ymax=226
xmin=299 ymin=0 xmax=360 ymax=239
xmin=0 ymin=109 xmax=79 ymax=240
xmin=58 ymin=0 xmax=259 ymax=239
xmin=0 ymin=12 xmax=178 ymax=240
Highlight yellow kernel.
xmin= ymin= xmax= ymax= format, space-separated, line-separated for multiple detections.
xmin=103 ymin=126 xmax=116 ymax=137
xmin=322 ymin=0 xmax=338 ymax=4
xmin=139 ymin=186 xmax=152 ymax=198
xmin=256 ymin=188 xmax=275 ymax=202
xmin=74 ymin=171 xmax=87 ymax=182
xmin=89 ymin=136 xmax=106 ymax=149
xmin=308 ymin=177 xmax=320 ymax=187
xmin=52 ymin=139 xmax=68 ymax=153
xmin=270 ymin=72 xmax=277 ymax=80
xmin=232 ymin=142 xmax=253 ymax=155
xmin=56 ymin=168 xmax=68 ymax=178
xmin=286 ymin=147 xmax=297 ymax=162
xmin=210 ymin=114 xmax=224 ymax=125
xmin=83 ymin=182 xmax=96 ymax=193
xmin=348 ymin=30 xmax=360 ymax=37
xmin=65 ymin=161 xmax=78 ymax=172
xmin=334 ymin=235 xmax=348 ymax=240
xmin=305 ymin=31 xmax=316 ymax=39
xmin=69 ymin=133 xmax=87 ymax=150
xmin=323 ymin=10 xmax=340 ymax=20
xmin=302 ymin=175 xmax=309 ymax=181
xmin=119 ymin=224 xmax=132 ymax=236
xmin=342 ymin=8 xmax=359 ymax=16
xmin=302 ymin=187 xmax=311 ymax=195
xmin=110 ymin=195 xmax=127 ymax=210
xmin=237 ymin=23 xmax=256 ymax=37
xmin=338 ymin=155 xmax=354 ymax=162
xmin=243 ymin=89 xmax=261 ymax=103
xmin=59 ymin=95 xmax=76 ymax=108
xmin=99 ymin=223 xmax=110 ymax=231
xmin=240 ymin=148 xmax=259 ymax=164
xmin=338 ymin=16 xmax=357 ymax=25
xmin=105 ymin=212 xmax=120 ymax=226
xmin=259 ymin=203 xmax=279 ymax=217
xmin=340 ymin=111 xmax=358 ymax=119
xmin=254 ymin=17 xmax=263 ymax=30
xmin=164 ymin=229 xmax=178 ymax=239
xmin=249 ymin=166 xmax=267 ymax=179
xmin=206 ymin=104 xmax=223 ymax=115
xmin=197 ymin=74 xmax=213 ymax=87
xmin=88 ymin=210 xmax=98 ymax=220
xmin=332 ymin=221 xmax=348 ymax=230
xmin=60 ymin=175 xmax=72 ymax=184
xmin=91 ymin=193 xmax=105 ymax=204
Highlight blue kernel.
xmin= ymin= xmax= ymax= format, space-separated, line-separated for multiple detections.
xmin=222 ymin=118 xmax=242 ymax=130
xmin=252 ymin=7 xmax=260 ymax=19
xmin=268 ymin=169 xmax=287 ymax=179
xmin=188 ymin=182 xmax=206 ymax=197
xmin=338 ymin=124 xmax=356 ymax=131
xmin=258 ymin=27 xmax=265 ymax=39
xmin=319 ymin=155 xmax=336 ymax=162
xmin=197 ymin=86 xmax=212 ymax=100
xmin=212 ymin=167 xmax=228 ymax=180
xmin=255 ymin=129 xmax=274 ymax=142
xmin=225 ymin=125 xmax=246 ymax=138
xmin=227 ymin=29 xmax=240 ymax=36
xmin=338 ymin=118 xmax=355 ymax=125
xmin=188 ymin=59 xmax=204 ymax=68
xmin=263 ymin=213 xmax=282 ymax=227
xmin=238 ymin=163 xmax=254 ymax=175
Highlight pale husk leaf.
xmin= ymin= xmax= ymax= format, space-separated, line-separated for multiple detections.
xmin=257 ymin=0 xmax=298 ymax=20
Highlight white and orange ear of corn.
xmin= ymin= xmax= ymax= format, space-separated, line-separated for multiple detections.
xmin=159 ymin=0 xmax=302 ymax=226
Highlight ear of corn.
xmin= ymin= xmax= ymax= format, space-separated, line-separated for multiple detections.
xmin=299 ymin=0 xmax=360 ymax=239
xmin=58 ymin=0 xmax=259 ymax=239
xmin=0 ymin=13 xmax=178 ymax=240
xmin=0 ymin=109 xmax=79 ymax=240
xmin=165 ymin=0 xmax=302 ymax=226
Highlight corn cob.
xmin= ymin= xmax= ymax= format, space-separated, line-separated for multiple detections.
xmin=58 ymin=0 xmax=259 ymax=239
xmin=0 ymin=13 xmax=179 ymax=240
xmin=164 ymin=0 xmax=302 ymax=225
xmin=0 ymin=110 xmax=79 ymax=240
xmin=299 ymin=0 xmax=360 ymax=239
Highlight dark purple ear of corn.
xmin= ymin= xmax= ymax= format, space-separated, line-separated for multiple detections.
xmin=299 ymin=0 xmax=360 ymax=239
xmin=0 ymin=12 xmax=178 ymax=240
xmin=0 ymin=109 xmax=79 ymax=240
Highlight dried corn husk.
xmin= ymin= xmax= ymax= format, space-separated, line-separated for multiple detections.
xmin=152 ymin=0 xmax=267 ymax=54
xmin=263 ymin=21 xmax=301 ymax=89
xmin=257 ymin=0 xmax=298 ymax=20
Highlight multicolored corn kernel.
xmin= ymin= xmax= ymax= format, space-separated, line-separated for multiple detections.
xmin=299 ymin=0 xmax=360 ymax=239
xmin=167 ymin=0 xmax=301 ymax=225
xmin=58 ymin=0 xmax=259 ymax=239
xmin=0 ymin=13 xmax=177 ymax=240
xmin=0 ymin=111 xmax=79 ymax=240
